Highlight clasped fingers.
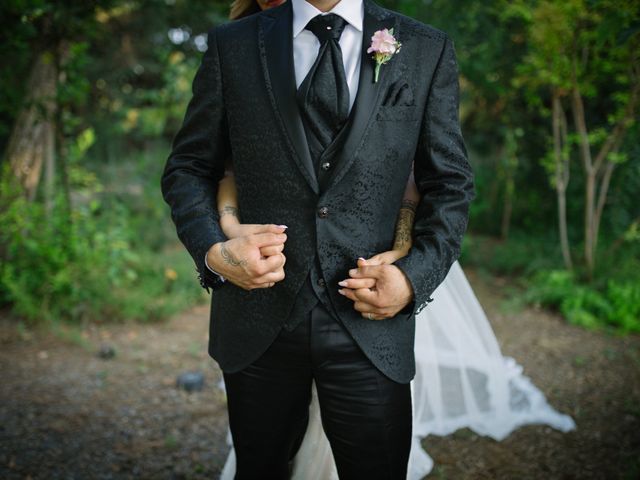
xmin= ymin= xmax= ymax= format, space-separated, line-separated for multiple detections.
xmin=246 ymin=253 xmax=286 ymax=276
xmin=238 ymin=263 xmax=286 ymax=290
xmin=259 ymin=243 xmax=285 ymax=257
xmin=339 ymin=286 xmax=382 ymax=307
xmin=338 ymin=279 xmax=409 ymax=321
xmin=337 ymin=277 xmax=376 ymax=290
xmin=249 ymin=232 xmax=287 ymax=248
xmin=252 ymin=265 xmax=285 ymax=285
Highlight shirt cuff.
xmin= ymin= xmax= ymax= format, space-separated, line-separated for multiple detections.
xmin=204 ymin=252 xmax=226 ymax=283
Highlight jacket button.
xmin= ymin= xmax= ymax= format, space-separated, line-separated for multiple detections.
xmin=317 ymin=206 xmax=329 ymax=218
xmin=317 ymin=278 xmax=326 ymax=288
xmin=321 ymin=162 xmax=331 ymax=171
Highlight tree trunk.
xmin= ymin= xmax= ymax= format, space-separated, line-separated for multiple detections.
xmin=592 ymin=80 xmax=639 ymax=254
xmin=570 ymin=87 xmax=596 ymax=275
xmin=44 ymin=115 xmax=56 ymax=213
xmin=592 ymin=161 xmax=615 ymax=254
xmin=552 ymin=92 xmax=572 ymax=270
xmin=570 ymin=64 xmax=639 ymax=275
xmin=2 ymin=50 xmax=57 ymax=201
xmin=500 ymin=131 xmax=518 ymax=241
xmin=500 ymin=183 xmax=513 ymax=240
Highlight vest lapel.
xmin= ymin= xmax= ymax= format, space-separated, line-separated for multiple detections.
xmin=321 ymin=1 xmax=398 ymax=192
xmin=259 ymin=2 xmax=320 ymax=194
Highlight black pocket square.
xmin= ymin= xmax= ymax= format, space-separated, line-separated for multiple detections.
xmin=382 ymin=81 xmax=415 ymax=107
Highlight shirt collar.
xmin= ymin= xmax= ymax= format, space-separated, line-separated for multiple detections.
xmin=292 ymin=0 xmax=364 ymax=38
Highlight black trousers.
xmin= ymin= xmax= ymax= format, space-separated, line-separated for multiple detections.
xmin=222 ymin=301 xmax=412 ymax=480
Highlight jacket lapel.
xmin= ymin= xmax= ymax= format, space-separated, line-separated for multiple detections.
xmin=321 ymin=0 xmax=398 ymax=192
xmin=259 ymin=2 xmax=319 ymax=194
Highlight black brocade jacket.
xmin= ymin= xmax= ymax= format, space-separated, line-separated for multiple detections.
xmin=161 ymin=0 xmax=474 ymax=383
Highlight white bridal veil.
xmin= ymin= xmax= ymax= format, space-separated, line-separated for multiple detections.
xmin=220 ymin=261 xmax=576 ymax=479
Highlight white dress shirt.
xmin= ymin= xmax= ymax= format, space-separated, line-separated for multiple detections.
xmin=292 ymin=0 xmax=364 ymax=111
xmin=206 ymin=0 xmax=364 ymax=278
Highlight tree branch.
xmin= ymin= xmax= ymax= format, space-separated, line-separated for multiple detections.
xmin=593 ymin=80 xmax=640 ymax=173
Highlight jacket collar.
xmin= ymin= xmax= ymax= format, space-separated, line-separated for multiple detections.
xmin=291 ymin=0 xmax=364 ymax=38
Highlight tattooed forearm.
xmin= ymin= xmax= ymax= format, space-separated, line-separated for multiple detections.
xmin=220 ymin=243 xmax=247 ymax=267
xmin=393 ymin=200 xmax=417 ymax=252
xmin=393 ymin=210 xmax=414 ymax=250
xmin=401 ymin=199 xmax=417 ymax=211
xmin=219 ymin=205 xmax=239 ymax=218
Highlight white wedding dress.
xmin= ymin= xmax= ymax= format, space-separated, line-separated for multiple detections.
xmin=219 ymin=261 xmax=576 ymax=479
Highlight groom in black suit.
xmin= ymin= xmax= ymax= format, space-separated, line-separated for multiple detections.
xmin=161 ymin=0 xmax=473 ymax=477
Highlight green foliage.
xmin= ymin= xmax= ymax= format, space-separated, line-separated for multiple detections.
xmin=1 ymin=0 xmax=638 ymax=331
xmin=91 ymin=143 xmax=180 ymax=250
xmin=525 ymin=270 xmax=640 ymax=333
xmin=606 ymin=280 xmax=640 ymax=332
xmin=462 ymin=231 xmax=640 ymax=333
xmin=0 ymin=158 xmax=205 ymax=324
xmin=513 ymin=0 xmax=639 ymax=156
xmin=0 ymin=0 xmax=121 ymax=148
xmin=0 ymin=0 xmax=230 ymax=325
xmin=461 ymin=233 xmax=561 ymax=276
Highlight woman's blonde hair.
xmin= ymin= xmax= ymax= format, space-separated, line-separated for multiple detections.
xmin=229 ymin=0 xmax=261 ymax=20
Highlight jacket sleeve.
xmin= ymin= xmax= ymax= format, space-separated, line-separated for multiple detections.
xmin=393 ymin=35 xmax=475 ymax=316
xmin=160 ymin=27 xmax=229 ymax=291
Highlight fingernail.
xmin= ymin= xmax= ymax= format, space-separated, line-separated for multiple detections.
xmin=338 ymin=280 xmax=348 ymax=287
xmin=278 ymin=225 xmax=288 ymax=230
xmin=349 ymin=269 xmax=357 ymax=276
xmin=338 ymin=289 xmax=345 ymax=295
xmin=358 ymin=257 xmax=365 ymax=261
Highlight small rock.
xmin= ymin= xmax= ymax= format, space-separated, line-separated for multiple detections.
xmin=98 ymin=344 xmax=116 ymax=360
xmin=176 ymin=372 xmax=205 ymax=393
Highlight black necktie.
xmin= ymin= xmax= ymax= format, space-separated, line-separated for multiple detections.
xmin=297 ymin=13 xmax=350 ymax=168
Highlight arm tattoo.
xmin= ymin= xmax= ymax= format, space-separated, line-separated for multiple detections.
xmin=401 ymin=199 xmax=418 ymax=210
xmin=393 ymin=200 xmax=417 ymax=252
xmin=220 ymin=243 xmax=247 ymax=267
xmin=219 ymin=205 xmax=239 ymax=218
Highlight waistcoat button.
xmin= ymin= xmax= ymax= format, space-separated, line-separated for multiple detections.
xmin=318 ymin=206 xmax=329 ymax=218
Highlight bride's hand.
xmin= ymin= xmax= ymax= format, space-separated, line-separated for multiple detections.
xmin=338 ymin=249 xmax=410 ymax=291
xmin=364 ymin=248 xmax=409 ymax=266
xmin=224 ymin=223 xmax=280 ymax=239
xmin=223 ymin=223 xmax=288 ymax=257
xmin=338 ymin=251 xmax=415 ymax=320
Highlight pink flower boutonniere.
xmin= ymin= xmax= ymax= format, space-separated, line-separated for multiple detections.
xmin=367 ymin=28 xmax=401 ymax=83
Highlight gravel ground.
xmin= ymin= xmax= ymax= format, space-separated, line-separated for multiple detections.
xmin=1 ymin=271 xmax=639 ymax=479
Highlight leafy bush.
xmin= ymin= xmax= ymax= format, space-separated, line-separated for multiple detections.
xmin=524 ymin=270 xmax=640 ymax=333
xmin=605 ymin=280 xmax=640 ymax=333
xmin=0 ymin=174 xmax=205 ymax=324
xmin=462 ymin=232 xmax=640 ymax=333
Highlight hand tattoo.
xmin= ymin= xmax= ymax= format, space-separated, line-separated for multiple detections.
xmin=220 ymin=243 xmax=247 ymax=267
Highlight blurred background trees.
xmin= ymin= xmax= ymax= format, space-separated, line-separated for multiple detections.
xmin=1 ymin=0 xmax=638 ymax=331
